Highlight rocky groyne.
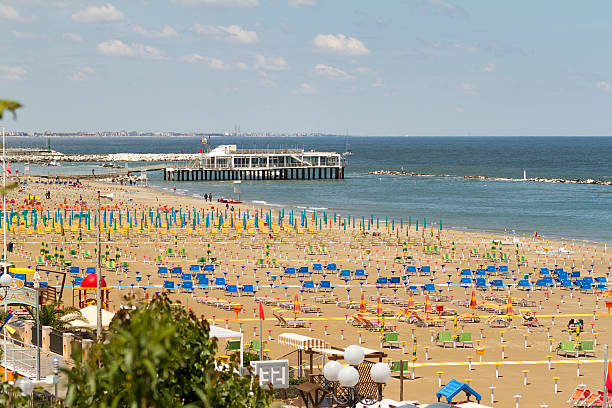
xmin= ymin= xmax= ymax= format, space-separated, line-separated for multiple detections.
xmin=368 ymin=170 xmax=612 ymax=186
xmin=7 ymin=149 xmax=199 ymax=164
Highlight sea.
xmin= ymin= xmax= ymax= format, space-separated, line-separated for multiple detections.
xmin=6 ymin=136 xmax=612 ymax=244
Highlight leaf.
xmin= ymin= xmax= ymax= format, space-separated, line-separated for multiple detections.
xmin=0 ymin=99 xmax=22 ymax=120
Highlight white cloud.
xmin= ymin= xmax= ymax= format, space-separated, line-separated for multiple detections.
xmin=62 ymin=32 xmax=84 ymax=42
xmin=373 ymin=76 xmax=384 ymax=88
xmin=191 ymin=24 xmax=257 ymax=44
xmin=12 ymin=31 xmax=46 ymax=40
xmin=69 ymin=66 xmax=96 ymax=81
xmin=288 ymin=0 xmax=316 ymax=7
xmin=482 ymin=63 xmax=496 ymax=73
xmin=72 ymin=3 xmax=124 ymax=23
xmin=0 ymin=65 xmax=27 ymax=81
xmin=460 ymin=83 xmax=479 ymax=96
xmin=314 ymin=64 xmax=355 ymax=81
xmin=97 ymin=40 xmax=164 ymax=59
xmin=182 ymin=54 xmax=247 ymax=70
xmin=171 ymin=0 xmax=259 ymax=7
xmin=293 ymin=83 xmax=316 ymax=94
xmin=254 ymin=55 xmax=289 ymax=71
xmin=355 ymin=66 xmax=371 ymax=74
xmin=313 ymin=34 xmax=370 ymax=56
xmin=456 ymin=107 xmax=464 ymax=113
xmin=596 ymin=81 xmax=612 ymax=93
xmin=0 ymin=4 xmax=23 ymax=21
xmin=134 ymin=24 xmax=179 ymax=39
xmin=454 ymin=43 xmax=476 ymax=53
xmin=415 ymin=0 xmax=468 ymax=18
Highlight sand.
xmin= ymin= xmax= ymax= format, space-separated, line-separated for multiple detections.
xmin=5 ymin=176 xmax=611 ymax=407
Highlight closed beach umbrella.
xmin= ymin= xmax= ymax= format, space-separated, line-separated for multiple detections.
xmin=505 ymin=295 xmax=513 ymax=316
xmin=424 ymin=294 xmax=432 ymax=314
xmin=376 ymin=295 xmax=383 ymax=317
xmin=293 ymin=293 xmax=301 ymax=319
xmin=469 ymin=290 xmax=477 ymax=309
xmin=407 ymin=291 xmax=415 ymax=309
xmin=359 ymin=292 xmax=367 ymax=313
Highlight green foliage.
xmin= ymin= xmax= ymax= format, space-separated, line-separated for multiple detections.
xmin=0 ymin=381 xmax=31 ymax=408
xmin=63 ymin=294 xmax=273 ymax=408
xmin=26 ymin=302 xmax=84 ymax=332
xmin=0 ymin=99 xmax=22 ymax=120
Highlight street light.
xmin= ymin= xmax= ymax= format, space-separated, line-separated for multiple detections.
xmin=96 ymin=191 xmax=114 ymax=339
xmin=0 ymin=272 xmax=12 ymax=299
xmin=322 ymin=345 xmax=391 ymax=407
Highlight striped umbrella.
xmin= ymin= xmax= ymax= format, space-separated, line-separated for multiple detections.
xmin=376 ymin=295 xmax=383 ymax=317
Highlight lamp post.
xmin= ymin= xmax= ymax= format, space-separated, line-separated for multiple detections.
xmin=322 ymin=345 xmax=391 ymax=407
xmin=96 ymin=191 xmax=113 ymax=339
xmin=0 ymin=271 xmax=13 ymax=382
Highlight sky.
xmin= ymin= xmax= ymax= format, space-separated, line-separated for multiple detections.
xmin=1 ymin=0 xmax=612 ymax=135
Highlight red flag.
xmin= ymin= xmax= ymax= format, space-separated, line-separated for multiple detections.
xmin=259 ymin=302 xmax=265 ymax=320
xmin=5 ymin=162 xmax=10 ymax=175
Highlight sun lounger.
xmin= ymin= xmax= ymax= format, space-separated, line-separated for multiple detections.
xmin=579 ymin=340 xmax=595 ymax=357
xmin=273 ymin=312 xmax=308 ymax=328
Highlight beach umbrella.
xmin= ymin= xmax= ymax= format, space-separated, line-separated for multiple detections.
xmin=424 ymin=218 xmax=426 ymax=229
xmin=453 ymin=314 xmax=458 ymax=332
xmin=293 ymin=293 xmax=301 ymax=319
xmin=357 ymin=292 xmax=367 ymax=314
xmin=505 ymin=295 xmax=513 ymax=316
xmin=469 ymin=290 xmax=477 ymax=309
xmin=407 ymin=291 xmax=415 ymax=309
xmin=376 ymin=295 xmax=383 ymax=317
xmin=424 ymin=294 xmax=432 ymax=314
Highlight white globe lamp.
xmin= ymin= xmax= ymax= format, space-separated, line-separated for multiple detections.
xmin=323 ymin=360 xmax=343 ymax=382
xmin=0 ymin=273 xmax=12 ymax=287
xmin=344 ymin=345 xmax=365 ymax=366
xmin=338 ymin=365 xmax=359 ymax=388
xmin=370 ymin=362 xmax=391 ymax=384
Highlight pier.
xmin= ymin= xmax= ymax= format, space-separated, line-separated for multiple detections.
xmin=163 ymin=145 xmax=346 ymax=182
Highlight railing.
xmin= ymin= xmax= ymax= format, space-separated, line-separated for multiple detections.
xmin=1 ymin=333 xmax=38 ymax=379
xmin=184 ymin=162 xmax=344 ymax=170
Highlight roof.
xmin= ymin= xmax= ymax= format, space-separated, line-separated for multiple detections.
xmin=209 ymin=325 xmax=242 ymax=339
xmin=278 ymin=333 xmax=324 ymax=350
xmin=436 ymin=379 xmax=482 ymax=403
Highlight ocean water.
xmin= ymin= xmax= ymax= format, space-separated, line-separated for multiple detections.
xmin=7 ymin=136 xmax=612 ymax=243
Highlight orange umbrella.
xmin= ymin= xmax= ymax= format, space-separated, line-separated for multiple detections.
xmin=376 ymin=295 xmax=383 ymax=316
xmin=359 ymin=292 xmax=367 ymax=313
xmin=505 ymin=295 xmax=513 ymax=316
xmin=424 ymin=294 xmax=432 ymax=314
xmin=407 ymin=291 xmax=415 ymax=309
xmin=293 ymin=293 xmax=301 ymax=317
xmin=469 ymin=290 xmax=477 ymax=309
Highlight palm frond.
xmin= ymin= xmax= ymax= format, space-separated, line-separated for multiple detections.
xmin=0 ymin=100 xmax=22 ymax=120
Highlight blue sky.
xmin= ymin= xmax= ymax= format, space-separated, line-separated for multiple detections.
xmin=1 ymin=0 xmax=611 ymax=135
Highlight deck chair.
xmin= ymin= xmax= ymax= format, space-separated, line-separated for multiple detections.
xmin=225 ymin=285 xmax=239 ymax=296
xmin=436 ymin=331 xmax=454 ymax=348
xmin=557 ymin=341 xmax=578 ymax=357
xmin=382 ymin=332 xmax=401 ymax=348
xmin=456 ymin=332 xmax=474 ymax=348
xmin=225 ymin=340 xmax=242 ymax=353
xmin=241 ymin=284 xmax=255 ymax=296
xmin=579 ymin=340 xmax=595 ymax=357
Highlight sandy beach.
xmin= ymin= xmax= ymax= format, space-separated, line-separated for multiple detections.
xmin=6 ymin=175 xmax=611 ymax=407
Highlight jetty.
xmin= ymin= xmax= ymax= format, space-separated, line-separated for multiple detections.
xmin=163 ymin=145 xmax=346 ymax=182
